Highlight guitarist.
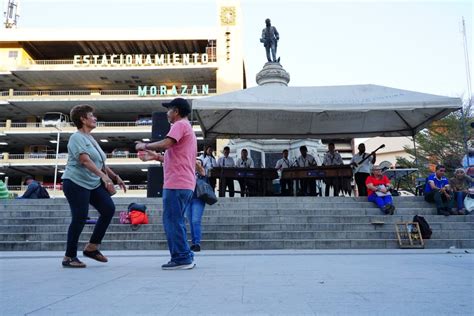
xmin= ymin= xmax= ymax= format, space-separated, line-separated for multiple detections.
xmin=350 ymin=143 xmax=376 ymax=196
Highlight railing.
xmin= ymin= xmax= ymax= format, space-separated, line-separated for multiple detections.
xmin=6 ymin=121 xmax=153 ymax=128
xmin=3 ymin=88 xmax=216 ymax=97
xmin=4 ymin=153 xmax=140 ymax=160
xmin=0 ymin=91 xmax=8 ymax=96
xmin=8 ymin=184 xmax=147 ymax=192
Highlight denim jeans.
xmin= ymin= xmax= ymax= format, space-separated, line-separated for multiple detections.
xmin=63 ymin=179 xmax=115 ymax=258
xmin=424 ymin=190 xmax=454 ymax=211
xmin=453 ymin=191 xmax=467 ymax=210
xmin=185 ymin=198 xmax=206 ymax=245
xmin=162 ymin=189 xmax=194 ymax=264
xmin=368 ymin=193 xmax=393 ymax=213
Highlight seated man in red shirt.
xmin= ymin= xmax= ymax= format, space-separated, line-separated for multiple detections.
xmin=366 ymin=165 xmax=395 ymax=215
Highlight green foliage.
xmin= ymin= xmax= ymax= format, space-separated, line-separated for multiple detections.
xmin=395 ymin=104 xmax=473 ymax=192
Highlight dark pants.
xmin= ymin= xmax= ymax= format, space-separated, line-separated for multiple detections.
xmin=280 ymin=179 xmax=293 ymax=196
xmin=63 ymin=179 xmax=116 ymax=258
xmin=424 ymin=190 xmax=454 ymax=212
xmin=208 ymin=177 xmax=216 ymax=192
xmin=265 ymin=42 xmax=277 ymax=62
xmin=355 ymin=172 xmax=370 ymax=197
xmin=219 ymin=178 xmax=235 ymax=197
xmin=299 ymin=179 xmax=316 ymax=196
xmin=325 ymin=178 xmax=340 ymax=197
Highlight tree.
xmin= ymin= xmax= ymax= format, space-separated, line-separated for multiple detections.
xmin=396 ymin=103 xmax=473 ymax=192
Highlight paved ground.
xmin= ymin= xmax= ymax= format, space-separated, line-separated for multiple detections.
xmin=0 ymin=249 xmax=472 ymax=315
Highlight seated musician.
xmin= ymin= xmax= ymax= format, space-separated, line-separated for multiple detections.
xmin=295 ymin=145 xmax=318 ymax=196
xmin=366 ymin=165 xmax=395 ymax=215
xmin=236 ymin=148 xmax=255 ymax=196
xmin=275 ymin=149 xmax=293 ymax=196
xmin=216 ymin=146 xmax=235 ymax=197
xmin=322 ymin=143 xmax=343 ymax=196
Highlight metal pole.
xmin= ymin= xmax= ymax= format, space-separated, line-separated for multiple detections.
xmin=461 ymin=16 xmax=472 ymax=155
xmin=53 ymin=127 xmax=60 ymax=198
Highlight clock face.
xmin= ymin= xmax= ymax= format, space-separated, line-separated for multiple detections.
xmin=220 ymin=7 xmax=236 ymax=26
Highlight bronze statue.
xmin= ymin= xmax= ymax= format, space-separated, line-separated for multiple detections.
xmin=260 ymin=18 xmax=280 ymax=63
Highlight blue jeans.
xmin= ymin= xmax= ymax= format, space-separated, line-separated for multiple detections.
xmin=454 ymin=191 xmax=467 ymax=210
xmin=162 ymin=189 xmax=194 ymax=264
xmin=185 ymin=198 xmax=206 ymax=245
xmin=63 ymin=179 xmax=115 ymax=258
xmin=368 ymin=193 xmax=393 ymax=213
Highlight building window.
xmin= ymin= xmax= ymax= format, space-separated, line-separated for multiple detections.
xmin=8 ymin=51 xmax=18 ymax=58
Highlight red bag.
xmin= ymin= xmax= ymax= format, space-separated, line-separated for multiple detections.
xmin=129 ymin=210 xmax=149 ymax=225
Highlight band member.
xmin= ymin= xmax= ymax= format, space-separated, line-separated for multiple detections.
xmin=199 ymin=145 xmax=217 ymax=191
xmin=236 ymin=149 xmax=255 ymax=196
xmin=275 ymin=149 xmax=293 ymax=196
xmin=295 ymin=145 xmax=317 ymax=196
xmin=217 ymin=146 xmax=235 ymax=197
xmin=350 ymin=143 xmax=376 ymax=197
xmin=322 ymin=143 xmax=343 ymax=196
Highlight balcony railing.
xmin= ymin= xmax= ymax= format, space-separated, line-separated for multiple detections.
xmin=4 ymin=153 xmax=140 ymax=160
xmin=1 ymin=88 xmax=216 ymax=98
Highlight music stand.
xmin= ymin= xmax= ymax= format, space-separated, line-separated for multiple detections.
xmin=383 ymin=168 xmax=418 ymax=191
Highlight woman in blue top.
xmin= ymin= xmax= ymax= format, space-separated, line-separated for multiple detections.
xmin=185 ymin=158 xmax=207 ymax=252
xmin=61 ymin=104 xmax=126 ymax=268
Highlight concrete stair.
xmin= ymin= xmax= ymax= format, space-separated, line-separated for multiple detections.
xmin=0 ymin=196 xmax=473 ymax=251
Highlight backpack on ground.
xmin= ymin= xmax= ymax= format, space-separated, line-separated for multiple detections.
xmin=413 ymin=215 xmax=432 ymax=239
xmin=37 ymin=185 xmax=50 ymax=199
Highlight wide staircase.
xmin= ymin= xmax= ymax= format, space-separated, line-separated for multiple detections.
xmin=0 ymin=196 xmax=473 ymax=251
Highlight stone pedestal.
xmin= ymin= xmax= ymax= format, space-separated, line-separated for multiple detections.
xmin=256 ymin=62 xmax=290 ymax=86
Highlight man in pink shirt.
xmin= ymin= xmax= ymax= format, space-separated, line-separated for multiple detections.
xmin=136 ymin=98 xmax=197 ymax=270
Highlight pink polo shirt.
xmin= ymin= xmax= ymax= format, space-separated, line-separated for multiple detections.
xmin=163 ymin=118 xmax=197 ymax=190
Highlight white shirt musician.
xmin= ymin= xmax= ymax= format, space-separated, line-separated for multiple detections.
xmin=199 ymin=145 xmax=218 ymax=190
xmin=350 ymin=143 xmax=376 ymax=197
xmin=323 ymin=143 xmax=343 ymax=196
xmin=217 ymin=146 xmax=235 ymax=168
xmin=275 ymin=149 xmax=293 ymax=196
xmin=323 ymin=143 xmax=343 ymax=166
xmin=295 ymin=145 xmax=317 ymax=196
xmin=216 ymin=146 xmax=235 ymax=197
xmin=236 ymin=148 xmax=254 ymax=168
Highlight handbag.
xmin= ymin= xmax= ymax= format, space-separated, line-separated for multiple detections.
xmin=195 ymin=177 xmax=218 ymax=205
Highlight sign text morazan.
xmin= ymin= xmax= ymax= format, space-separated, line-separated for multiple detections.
xmin=138 ymin=85 xmax=209 ymax=96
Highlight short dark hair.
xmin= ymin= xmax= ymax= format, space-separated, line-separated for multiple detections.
xmin=223 ymin=146 xmax=230 ymax=151
xmin=300 ymin=145 xmax=307 ymax=151
xmin=241 ymin=148 xmax=248 ymax=153
xmin=70 ymin=104 xmax=95 ymax=129
xmin=328 ymin=143 xmax=335 ymax=147
xmin=435 ymin=164 xmax=446 ymax=171
xmin=282 ymin=149 xmax=288 ymax=153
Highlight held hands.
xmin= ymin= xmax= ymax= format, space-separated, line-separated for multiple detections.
xmin=138 ymin=150 xmax=162 ymax=162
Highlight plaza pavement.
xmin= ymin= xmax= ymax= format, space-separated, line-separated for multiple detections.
xmin=0 ymin=249 xmax=472 ymax=315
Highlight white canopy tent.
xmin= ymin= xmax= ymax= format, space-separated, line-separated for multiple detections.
xmin=193 ymin=84 xmax=462 ymax=139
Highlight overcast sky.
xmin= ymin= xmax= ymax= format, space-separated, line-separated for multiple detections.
xmin=5 ymin=0 xmax=473 ymax=102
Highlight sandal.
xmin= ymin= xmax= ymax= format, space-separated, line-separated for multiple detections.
xmin=83 ymin=249 xmax=108 ymax=263
xmin=62 ymin=257 xmax=86 ymax=268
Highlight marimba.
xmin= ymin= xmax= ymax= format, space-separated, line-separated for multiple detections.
xmin=210 ymin=167 xmax=278 ymax=197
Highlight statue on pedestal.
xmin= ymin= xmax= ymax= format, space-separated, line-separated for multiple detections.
xmin=260 ymin=18 xmax=280 ymax=63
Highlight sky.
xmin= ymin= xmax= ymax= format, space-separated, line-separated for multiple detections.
xmin=3 ymin=0 xmax=473 ymax=103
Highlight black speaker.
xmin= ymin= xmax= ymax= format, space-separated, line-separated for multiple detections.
xmin=147 ymin=166 xmax=164 ymax=197
xmin=152 ymin=112 xmax=170 ymax=141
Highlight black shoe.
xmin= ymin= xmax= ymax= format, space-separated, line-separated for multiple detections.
xmin=437 ymin=208 xmax=450 ymax=216
xmin=161 ymin=261 xmax=195 ymax=270
xmin=388 ymin=204 xmax=396 ymax=215
xmin=191 ymin=244 xmax=201 ymax=252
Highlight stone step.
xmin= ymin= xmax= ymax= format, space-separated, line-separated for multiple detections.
xmin=1 ymin=229 xmax=472 ymax=242
xmin=0 ymin=238 xmax=472 ymax=251
xmin=2 ymin=221 xmax=472 ymax=233
xmin=1 ymin=214 xmax=472 ymax=226
xmin=0 ymin=208 xmax=441 ymax=218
